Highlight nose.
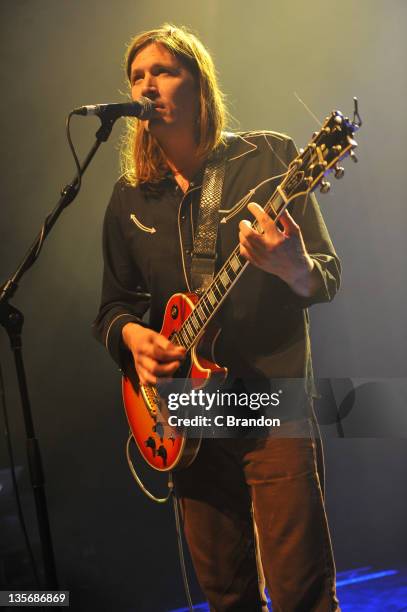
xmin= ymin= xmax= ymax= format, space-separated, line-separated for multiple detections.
xmin=141 ymin=75 xmax=158 ymax=100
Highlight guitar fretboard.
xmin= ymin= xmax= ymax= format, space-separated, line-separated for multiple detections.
xmin=174 ymin=189 xmax=287 ymax=351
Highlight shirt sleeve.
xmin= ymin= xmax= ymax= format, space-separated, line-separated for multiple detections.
xmin=92 ymin=181 xmax=150 ymax=369
xmin=283 ymin=136 xmax=341 ymax=309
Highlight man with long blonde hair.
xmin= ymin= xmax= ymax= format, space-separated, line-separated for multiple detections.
xmin=94 ymin=24 xmax=340 ymax=611
xmin=121 ymin=24 xmax=226 ymax=188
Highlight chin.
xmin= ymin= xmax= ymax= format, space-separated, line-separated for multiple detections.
xmin=143 ymin=117 xmax=164 ymax=133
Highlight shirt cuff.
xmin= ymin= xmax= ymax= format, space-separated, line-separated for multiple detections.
xmin=104 ymin=313 xmax=145 ymax=371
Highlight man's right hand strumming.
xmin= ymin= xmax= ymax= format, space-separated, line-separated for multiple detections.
xmin=122 ymin=323 xmax=186 ymax=385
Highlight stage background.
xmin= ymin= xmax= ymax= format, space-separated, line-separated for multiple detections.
xmin=1 ymin=1 xmax=406 ymax=610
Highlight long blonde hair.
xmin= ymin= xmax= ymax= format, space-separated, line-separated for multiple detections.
xmin=121 ymin=24 xmax=227 ymax=186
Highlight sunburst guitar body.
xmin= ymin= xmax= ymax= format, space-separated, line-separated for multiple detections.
xmin=122 ymin=292 xmax=227 ymax=471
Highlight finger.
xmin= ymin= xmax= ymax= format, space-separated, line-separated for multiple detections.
xmin=239 ymin=243 xmax=262 ymax=267
xmin=137 ymin=360 xmax=181 ymax=386
xmin=247 ymin=202 xmax=274 ymax=234
xmin=137 ymin=364 xmax=156 ymax=386
xmin=239 ymin=230 xmax=265 ymax=257
xmin=143 ymin=340 xmax=185 ymax=362
xmin=153 ymin=334 xmax=186 ymax=357
xmin=139 ymin=355 xmax=182 ymax=376
xmin=151 ymin=345 xmax=185 ymax=363
xmin=239 ymin=214 xmax=265 ymax=238
xmin=239 ymin=221 xmax=265 ymax=249
xmin=278 ymin=209 xmax=300 ymax=236
xmin=238 ymin=219 xmax=253 ymax=236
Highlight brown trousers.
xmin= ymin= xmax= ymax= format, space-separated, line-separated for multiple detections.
xmin=174 ymin=419 xmax=340 ymax=612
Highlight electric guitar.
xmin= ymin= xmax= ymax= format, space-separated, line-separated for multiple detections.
xmin=122 ymin=107 xmax=361 ymax=471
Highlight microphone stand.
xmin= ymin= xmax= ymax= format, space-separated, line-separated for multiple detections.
xmin=0 ymin=116 xmax=117 ymax=588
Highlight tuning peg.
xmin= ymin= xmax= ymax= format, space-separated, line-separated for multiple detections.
xmin=350 ymin=151 xmax=358 ymax=163
xmin=334 ymin=165 xmax=345 ymax=179
xmin=320 ymin=180 xmax=331 ymax=194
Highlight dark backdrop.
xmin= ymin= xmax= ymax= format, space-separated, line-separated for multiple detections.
xmin=1 ymin=1 xmax=406 ymax=610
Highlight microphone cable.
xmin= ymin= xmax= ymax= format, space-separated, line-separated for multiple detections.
xmin=0 ymin=361 xmax=41 ymax=587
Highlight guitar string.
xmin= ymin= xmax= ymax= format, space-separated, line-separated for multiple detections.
xmin=174 ymin=97 xmax=325 ymax=349
xmin=175 ymin=115 xmax=356 ymax=354
xmin=172 ymin=107 xmax=350 ymax=352
xmin=173 ymin=144 xmax=318 ymax=352
xmin=293 ymin=91 xmax=323 ymax=127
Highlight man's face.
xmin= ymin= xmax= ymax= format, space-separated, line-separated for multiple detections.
xmin=130 ymin=42 xmax=199 ymax=138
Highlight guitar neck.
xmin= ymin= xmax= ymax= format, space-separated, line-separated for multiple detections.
xmin=174 ymin=189 xmax=287 ymax=352
xmin=173 ymin=108 xmax=360 ymax=352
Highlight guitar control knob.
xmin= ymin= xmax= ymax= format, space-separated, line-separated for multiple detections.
xmin=334 ymin=165 xmax=345 ymax=179
xmin=145 ymin=436 xmax=156 ymax=456
xmin=350 ymin=151 xmax=358 ymax=163
xmin=320 ymin=181 xmax=331 ymax=194
xmin=157 ymin=445 xmax=167 ymax=466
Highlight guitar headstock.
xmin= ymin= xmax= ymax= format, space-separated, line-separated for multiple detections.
xmin=280 ymin=108 xmax=361 ymax=202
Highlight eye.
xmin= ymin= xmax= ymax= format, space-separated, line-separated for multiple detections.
xmin=131 ymin=74 xmax=143 ymax=85
xmin=156 ymin=66 xmax=175 ymax=76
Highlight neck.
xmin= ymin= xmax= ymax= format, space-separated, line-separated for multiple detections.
xmin=157 ymin=129 xmax=203 ymax=181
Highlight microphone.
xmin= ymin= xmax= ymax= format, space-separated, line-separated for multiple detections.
xmin=72 ymin=96 xmax=155 ymax=120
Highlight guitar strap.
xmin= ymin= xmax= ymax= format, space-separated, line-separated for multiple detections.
xmin=191 ymin=133 xmax=235 ymax=293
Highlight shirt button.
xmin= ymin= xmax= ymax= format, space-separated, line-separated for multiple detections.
xmin=190 ymin=181 xmax=195 ymax=187
xmin=181 ymin=214 xmax=186 ymax=221
xmin=185 ymin=249 xmax=191 ymax=255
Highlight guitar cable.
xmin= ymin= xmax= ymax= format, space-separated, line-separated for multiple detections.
xmin=126 ymin=433 xmax=195 ymax=610
xmin=170 ymin=473 xmax=195 ymax=612
xmin=125 ymin=433 xmax=172 ymax=503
